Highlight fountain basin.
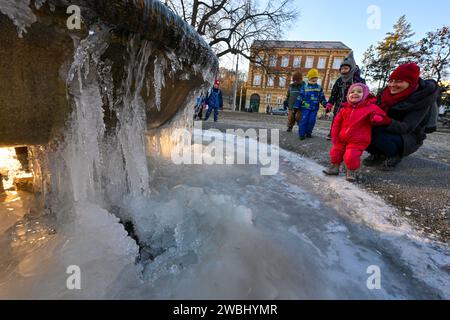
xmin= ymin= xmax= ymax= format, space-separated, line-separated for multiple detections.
xmin=0 ymin=0 xmax=217 ymax=147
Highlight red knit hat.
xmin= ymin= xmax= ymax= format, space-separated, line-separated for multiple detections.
xmin=389 ymin=63 xmax=420 ymax=86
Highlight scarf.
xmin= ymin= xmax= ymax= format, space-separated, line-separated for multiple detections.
xmin=340 ymin=69 xmax=356 ymax=83
xmin=380 ymin=84 xmax=418 ymax=111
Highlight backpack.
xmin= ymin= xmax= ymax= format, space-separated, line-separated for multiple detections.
xmin=424 ymin=82 xmax=442 ymax=134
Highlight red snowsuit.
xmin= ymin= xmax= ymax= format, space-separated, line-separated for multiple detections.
xmin=330 ymin=97 xmax=389 ymax=170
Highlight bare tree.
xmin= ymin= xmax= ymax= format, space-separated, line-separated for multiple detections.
xmin=164 ymin=0 xmax=298 ymax=64
xmin=418 ymin=26 xmax=450 ymax=86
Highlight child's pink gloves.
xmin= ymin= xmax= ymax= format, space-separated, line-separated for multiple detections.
xmin=372 ymin=114 xmax=383 ymax=123
xmin=325 ymin=103 xmax=333 ymax=113
xmin=371 ymin=114 xmax=391 ymax=126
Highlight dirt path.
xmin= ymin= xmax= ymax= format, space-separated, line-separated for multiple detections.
xmin=202 ymin=110 xmax=450 ymax=243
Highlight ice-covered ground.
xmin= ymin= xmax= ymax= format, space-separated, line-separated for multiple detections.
xmin=0 ymin=130 xmax=449 ymax=299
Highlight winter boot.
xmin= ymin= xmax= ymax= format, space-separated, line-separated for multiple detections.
xmin=381 ymin=156 xmax=402 ymax=171
xmin=287 ymin=127 xmax=293 ymax=132
xmin=306 ymin=134 xmax=312 ymax=138
xmin=346 ymin=170 xmax=357 ymax=182
xmin=299 ymin=136 xmax=306 ymax=140
xmin=323 ymin=164 xmax=340 ymax=176
xmin=362 ymin=154 xmax=385 ymax=167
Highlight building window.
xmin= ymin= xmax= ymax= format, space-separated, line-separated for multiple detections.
xmin=293 ymin=56 xmax=302 ymax=68
xmin=269 ymin=56 xmax=277 ymax=67
xmin=318 ymin=57 xmax=326 ymax=69
xmin=329 ymin=78 xmax=337 ymax=90
xmin=333 ymin=58 xmax=343 ymax=69
xmin=256 ymin=54 xmax=264 ymax=64
xmin=277 ymin=96 xmax=283 ymax=106
xmin=253 ymin=74 xmax=261 ymax=86
xmin=279 ymin=76 xmax=286 ymax=88
xmin=267 ymin=75 xmax=275 ymax=87
xmin=306 ymin=56 xmax=314 ymax=68
xmin=318 ymin=78 xmax=322 ymax=86
xmin=266 ymin=93 xmax=272 ymax=104
xmin=281 ymin=56 xmax=289 ymax=67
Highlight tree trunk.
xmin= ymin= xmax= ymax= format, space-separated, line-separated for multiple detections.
xmin=191 ymin=0 xmax=199 ymax=27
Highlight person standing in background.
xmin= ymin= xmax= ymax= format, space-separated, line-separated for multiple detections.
xmin=326 ymin=51 xmax=366 ymax=139
xmin=294 ymin=69 xmax=328 ymax=140
xmin=285 ymin=71 xmax=305 ymax=132
xmin=204 ymin=80 xmax=224 ymax=122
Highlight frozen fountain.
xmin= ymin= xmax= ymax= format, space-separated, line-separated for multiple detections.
xmin=0 ymin=0 xmax=216 ymax=146
xmin=0 ymin=1 xmax=449 ymax=300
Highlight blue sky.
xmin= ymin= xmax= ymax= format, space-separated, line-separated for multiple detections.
xmin=228 ymin=0 xmax=450 ymax=72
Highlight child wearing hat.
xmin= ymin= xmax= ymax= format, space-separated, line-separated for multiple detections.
xmin=323 ymin=83 xmax=390 ymax=181
xmin=285 ymin=71 xmax=305 ymax=132
xmin=204 ymin=80 xmax=223 ymax=122
xmin=294 ymin=69 xmax=328 ymax=140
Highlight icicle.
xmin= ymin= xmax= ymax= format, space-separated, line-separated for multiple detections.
xmin=0 ymin=0 xmax=37 ymax=38
xmin=153 ymin=55 xmax=167 ymax=112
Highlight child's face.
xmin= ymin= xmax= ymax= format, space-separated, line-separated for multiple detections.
xmin=340 ymin=66 xmax=351 ymax=75
xmin=309 ymin=77 xmax=318 ymax=84
xmin=348 ymin=86 xmax=364 ymax=104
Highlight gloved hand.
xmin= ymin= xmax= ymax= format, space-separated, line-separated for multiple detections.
xmin=371 ymin=114 xmax=387 ymax=125
xmin=372 ymin=114 xmax=383 ymax=122
xmin=325 ymin=103 xmax=333 ymax=113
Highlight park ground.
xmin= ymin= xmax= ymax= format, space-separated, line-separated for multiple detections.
xmin=202 ymin=110 xmax=450 ymax=243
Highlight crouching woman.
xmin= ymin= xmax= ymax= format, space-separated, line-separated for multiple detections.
xmin=363 ymin=63 xmax=440 ymax=171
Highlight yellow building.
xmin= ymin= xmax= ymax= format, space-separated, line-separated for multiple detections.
xmin=245 ymin=40 xmax=352 ymax=113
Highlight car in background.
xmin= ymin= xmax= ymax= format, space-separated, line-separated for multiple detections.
xmin=271 ymin=108 xmax=288 ymax=116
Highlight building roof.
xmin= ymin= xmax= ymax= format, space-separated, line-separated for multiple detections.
xmin=252 ymin=40 xmax=351 ymax=50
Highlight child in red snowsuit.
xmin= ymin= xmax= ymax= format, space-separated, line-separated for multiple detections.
xmin=323 ymin=83 xmax=390 ymax=181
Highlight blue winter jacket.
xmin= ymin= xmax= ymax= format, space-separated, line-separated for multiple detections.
xmin=206 ymin=88 xmax=223 ymax=109
xmin=294 ymin=83 xmax=327 ymax=110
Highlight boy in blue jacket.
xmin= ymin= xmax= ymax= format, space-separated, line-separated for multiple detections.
xmin=294 ymin=69 xmax=328 ymax=140
xmin=204 ymin=80 xmax=223 ymax=122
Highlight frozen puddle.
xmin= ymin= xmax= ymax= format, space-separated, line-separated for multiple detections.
xmin=0 ymin=131 xmax=449 ymax=299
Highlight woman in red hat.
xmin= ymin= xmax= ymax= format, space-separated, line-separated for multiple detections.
xmin=363 ymin=63 xmax=440 ymax=170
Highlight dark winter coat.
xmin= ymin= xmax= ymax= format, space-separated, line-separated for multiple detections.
xmin=284 ymin=81 xmax=305 ymax=110
xmin=381 ymin=78 xmax=439 ymax=157
xmin=206 ymin=88 xmax=223 ymax=109
xmin=328 ymin=74 xmax=366 ymax=114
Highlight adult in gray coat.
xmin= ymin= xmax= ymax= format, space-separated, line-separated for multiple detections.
xmin=326 ymin=51 xmax=366 ymax=139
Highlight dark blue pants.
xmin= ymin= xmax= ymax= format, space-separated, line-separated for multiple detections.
xmin=205 ymin=105 xmax=219 ymax=122
xmin=299 ymin=108 xmax=318 ymax=137
xmin=367 ymin=127 xmax=404 ymax=157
